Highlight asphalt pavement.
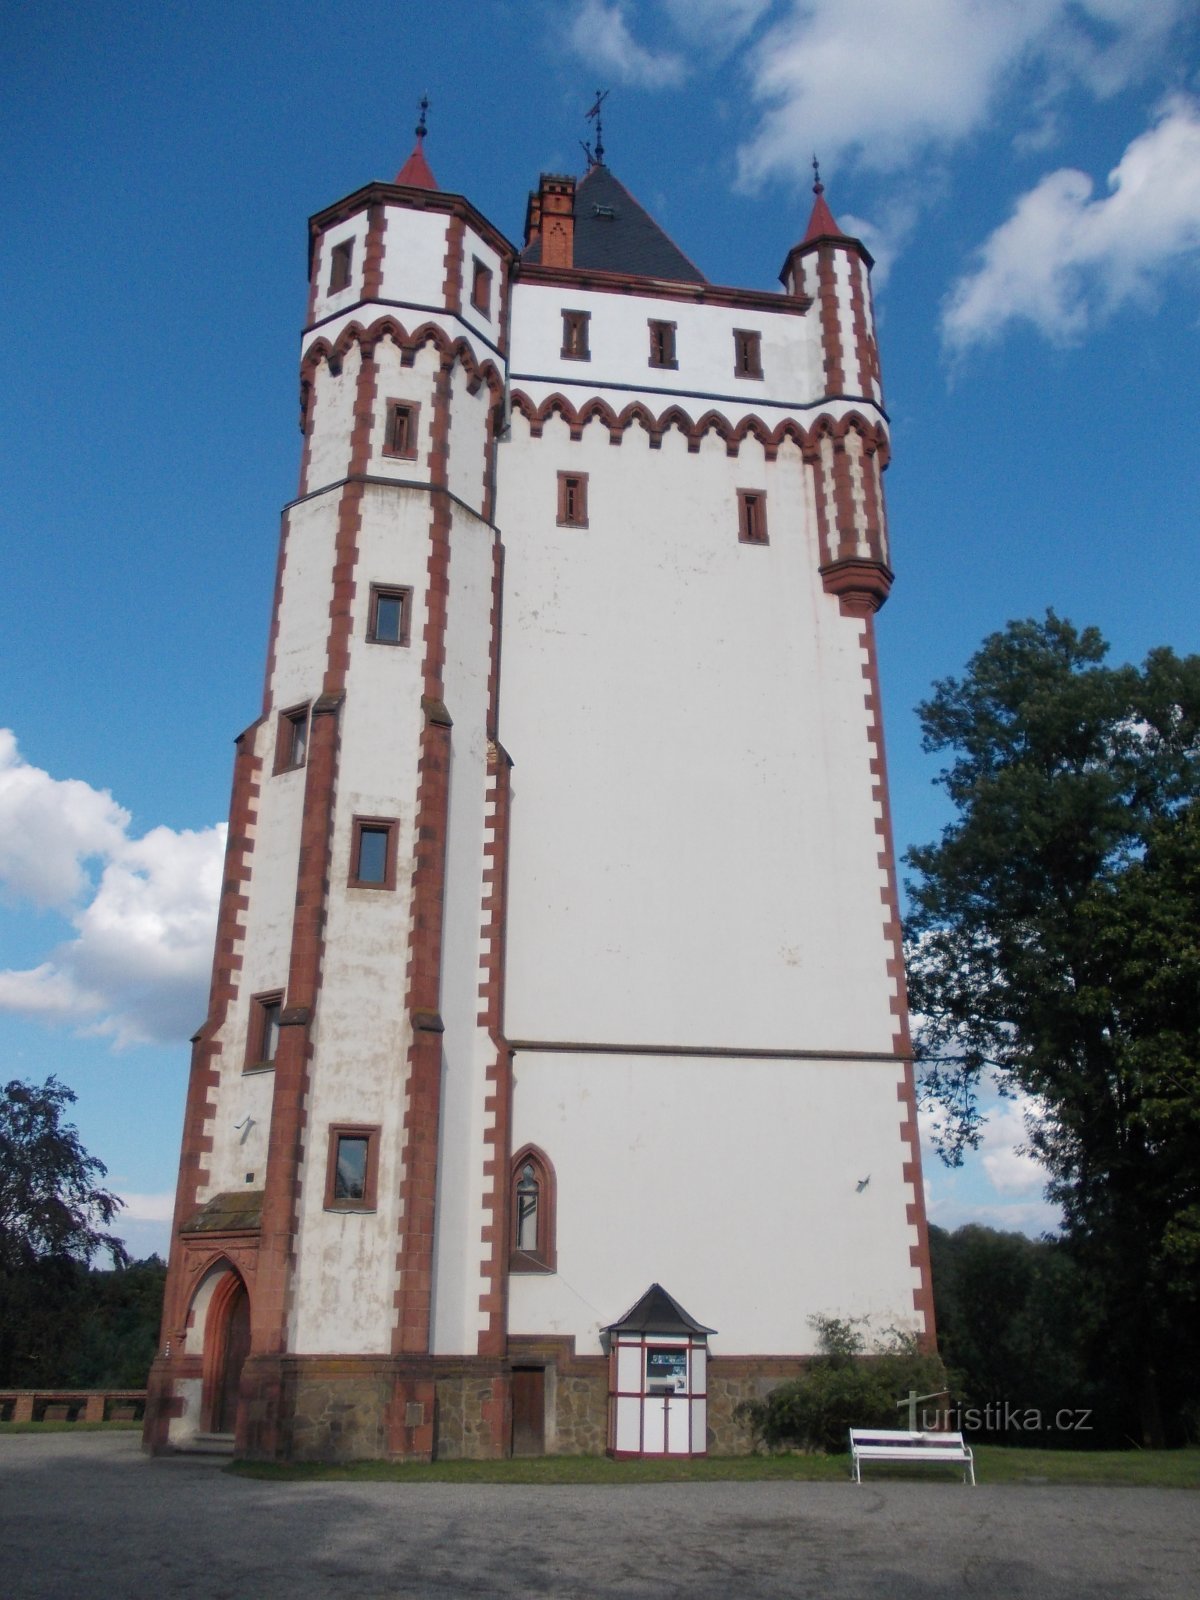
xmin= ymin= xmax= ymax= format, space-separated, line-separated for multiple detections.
xmin=2 ymin=1432 xmax=1197 ymax=1599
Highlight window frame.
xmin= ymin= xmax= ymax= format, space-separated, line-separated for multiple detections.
xmin=561 ymin=309 xmax=591 ymax=361
xmin=737 ymin=488 xmax=769 ymax=546
xmin=349 ymin=816 xmax=399 ymax=890
xmin=274 ymin=703 xmax=310 ymax=774
xmin=324 ymin=1123 xmax=380 ymax=1212
xmin=509 ymin=1144 xmax=557 ymax=1272
xmin=382 ymin=398 xmax=420 ymax=461
xmin=733 ymin=328 xmax=763 ymax=379
xmin=328 ymin=238 xmax=354 ymax=293
xmin=648 ymin=319 xmax=678 ymax=370
xmin=366 ymin=583 xmax=413 ymax=647
xmin=471 ymin=257 xmax=493 ymax=318
xmin=556 ymin=471 xmax=589 ymax=529
xmin=245 ymin=990 xmax=284 ymax=1072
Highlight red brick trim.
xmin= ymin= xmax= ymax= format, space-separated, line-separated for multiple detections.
xmin=509 ymin=390 xmax=889 ymax=465
xmin=393 ymin=351 xmax=456 ymax=1357
xmin=254 ymin=692 xmax=343 ymax=1373
xmin=814 ymin=244 xmax=846 ymax=397
xmin=362 ymin=202 xmax=386 ymax=302
xmin=155 ymin=718 xmax=264 ymax=1360
xmin=476 ymin=738 xmax=513 ymax=1355
xmin=301 ymin=315 xmax=505 ymax=409
xmin=443 ymin=214 xmax=465 ymax=317
xmin=307 ymin=184 xmax=515 ymax=296
xmin=846 ymin=253 xmax=880 ymax=404
xmin=517 ymin=259 xmax=811 ymax=316
xmin=858 ymin=613 xmax=936 ymax=1348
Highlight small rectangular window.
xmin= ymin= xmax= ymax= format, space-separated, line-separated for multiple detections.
xmin=325 ymin=1124 xmax=380 ymax=1211
xmin=738 ymin=489 xmax=769 ymax=545
xmin=561 ymin=310 xmax=590 ymax=360
xmin=383 ymin=399 xmax=420 ymax=460
xmin=734 ymin=329 xmax=763 ymax=378
xmin=329 ymin=239 xmax=354 ymax=293
xmin=648 ymin=319 xmax=677 ymax=369
xmin=350 ymin=816 xmax=398 ymax=888
xmin=274 ymin=704 xmax=310 ymax=773
xmin=246 ymin=991 xmax=284 ymax=1071
xmin=471 ymin=258 xmax=493 ymax=317
xmin=557 ymin=471 xmax=589 ymax=528
xmin=367 ymin=584 xmax=412 ymax=646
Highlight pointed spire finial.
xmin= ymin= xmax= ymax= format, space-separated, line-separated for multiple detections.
xmin=812 ymin=153 xmax=823 ymax=196
xmin=416 ymin=93 xmax=429 ymax=142
xmin=585 ymin=88 xmax=609 ymax=168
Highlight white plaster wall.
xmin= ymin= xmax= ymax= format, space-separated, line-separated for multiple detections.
xmin=379 ymin=204 xmax=455 ymax=310
xmin=370 ymin=337 xmax=436 ymax=484
xmin=311 ymin=212 xmax=372 ymax=326
xmin=496 ymin=411 xmax=895 ymax=1054
xmin=509 ymin=282 xmax=822 ymax=413
xmin=445 ymin=365 xmax=490 ymax=517
xmin=289 ymin=482 xmax=433 ymax=1355
xmin=429 ymin=503 xmax=498 ymax=1354
xmin=459 ymin=224 xmax=504 ymax=351
xmin=508 ymin=1053 xmax=923 ymax=1354
xmin=305 ymin=346 xmax=360 ymax=493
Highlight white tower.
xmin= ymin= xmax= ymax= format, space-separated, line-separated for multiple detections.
xmin=146 ymin=131 xmax=934 ymax=1462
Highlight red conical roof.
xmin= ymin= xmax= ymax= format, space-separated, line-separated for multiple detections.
xmin=804 ymin=186 xmax=841 ymax=242
xmin=396 ymin=136 xmax=437 ymax=190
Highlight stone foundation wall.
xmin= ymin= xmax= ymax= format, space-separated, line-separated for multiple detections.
xmin=286 ymin=1360 xmax=393 ymax=1461
xmin=706 ymin=1358 xmax=813 ymax=1454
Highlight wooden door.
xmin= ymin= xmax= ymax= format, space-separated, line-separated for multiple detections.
xmin=511 ymin=1367 xmax=545 ymax=1456
xmin=214 ymin=1282 xmax=250 ymax=1434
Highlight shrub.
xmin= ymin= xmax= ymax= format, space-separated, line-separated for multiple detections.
xmin=737 ymin=1316 xmax=948 ymax=1454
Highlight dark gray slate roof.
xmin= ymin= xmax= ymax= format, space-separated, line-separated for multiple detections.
xmin=603 ymin=1282 xmax=717 ymax=1335
xmin=523 ymin=166 xmax=707 ymax=284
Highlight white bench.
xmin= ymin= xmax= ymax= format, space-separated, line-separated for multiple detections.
xmin=849 ymin=1427 xmax=975 ymax=1485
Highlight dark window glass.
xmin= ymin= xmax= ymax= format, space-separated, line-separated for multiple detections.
xmin=356 ymin=826 xmax=389 ymax=884
xmin=334 ymin=1135 xmax=369 ymax=1201
xmin=329 ymin=240 xmax=353 ymax=292
xmin=261 ymin=1000 xmax=281 ymax=1063
xmin=287 ymin=711 xmax=307 ymax=767
xmin=375 ymin=593 xmax=404 ymax=642
xmin=516 ymin=1162 xmax=539 ymax=1251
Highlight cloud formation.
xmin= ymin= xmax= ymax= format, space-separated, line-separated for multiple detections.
xmin=566 ymin=0 xmax=686 ymax=89
xmin=0 ymin=731 xmax=224 ymax=1047
xmin=734 ymin=0 xmax=1188 ymax=188
xmin=942 ymin=95 xmax=1200 ymax=351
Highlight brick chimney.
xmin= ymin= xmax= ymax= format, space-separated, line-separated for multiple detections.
xmin=528 ymin=174 xmax=575 ymax=268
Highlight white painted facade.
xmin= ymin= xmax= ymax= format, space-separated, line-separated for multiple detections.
xmin=151 ymin=153 xmax=932 ymax=1461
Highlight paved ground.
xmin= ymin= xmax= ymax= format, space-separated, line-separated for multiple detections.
xmin=2 ymin=1433 xmax=1198 ymax=1599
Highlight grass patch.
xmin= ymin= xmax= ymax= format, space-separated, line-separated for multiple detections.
xmin=229 ymin=1446 xmax=1200 ymax=1489
xmin=0 ymin=1420 xmax=143 ymax=1433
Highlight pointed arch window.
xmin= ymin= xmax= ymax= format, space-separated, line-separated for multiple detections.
xmin=510 ymin=1144 xmax=556 ymax=1273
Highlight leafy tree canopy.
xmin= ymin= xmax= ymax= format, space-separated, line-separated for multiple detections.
xmin=905 ymin=614 xmax=1200 ymax=1441
xmin=0 ymin=1076 xmax=128 ymax=1272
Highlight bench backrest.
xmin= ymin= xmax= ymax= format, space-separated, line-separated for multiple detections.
xmin=850 ymin=1429 xmax=967 ymax=1447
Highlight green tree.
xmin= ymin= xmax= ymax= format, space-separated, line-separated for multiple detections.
xmin=905 ymin=614 xmax=1200 ymax=1444
xmin=0 ymin=1077 xmax=128 ymax=1385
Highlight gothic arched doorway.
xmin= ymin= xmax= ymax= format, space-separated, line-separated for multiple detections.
xmin=202 ymin=1269 xmax=251 ymax=1435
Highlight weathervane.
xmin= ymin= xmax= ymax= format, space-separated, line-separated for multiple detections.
xmin=812 ymin=153 xmax=823 ymax=195
xmin=416 ymin=93 xmax=429 ymax=142
xmin=581 ymin=88 xmax=609 ymax=169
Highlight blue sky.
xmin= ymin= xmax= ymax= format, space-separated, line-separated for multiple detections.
xmin=3 ymin=0 xmax=1198 ymax=1258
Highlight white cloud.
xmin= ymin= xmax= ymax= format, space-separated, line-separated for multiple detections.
xmin=660 ymin=0 xmax=772 ymax=52
xmin=0 ymin=728 xmax=130 ymax=907
xmin=0 ymin=731 xmax=225 ymax=1047
xmin=734 ymin=0 xmax=1187 ymax=188
xmin=116 ymin=1190 xmax=177 ymax=1224
xmin=979 ymin=1095 xmax=1045 ymax=1195
xmin=566 ymin=0 xmax=687 ymax=88
xmin=942 ymin=95 xmax=1200 ymax=351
